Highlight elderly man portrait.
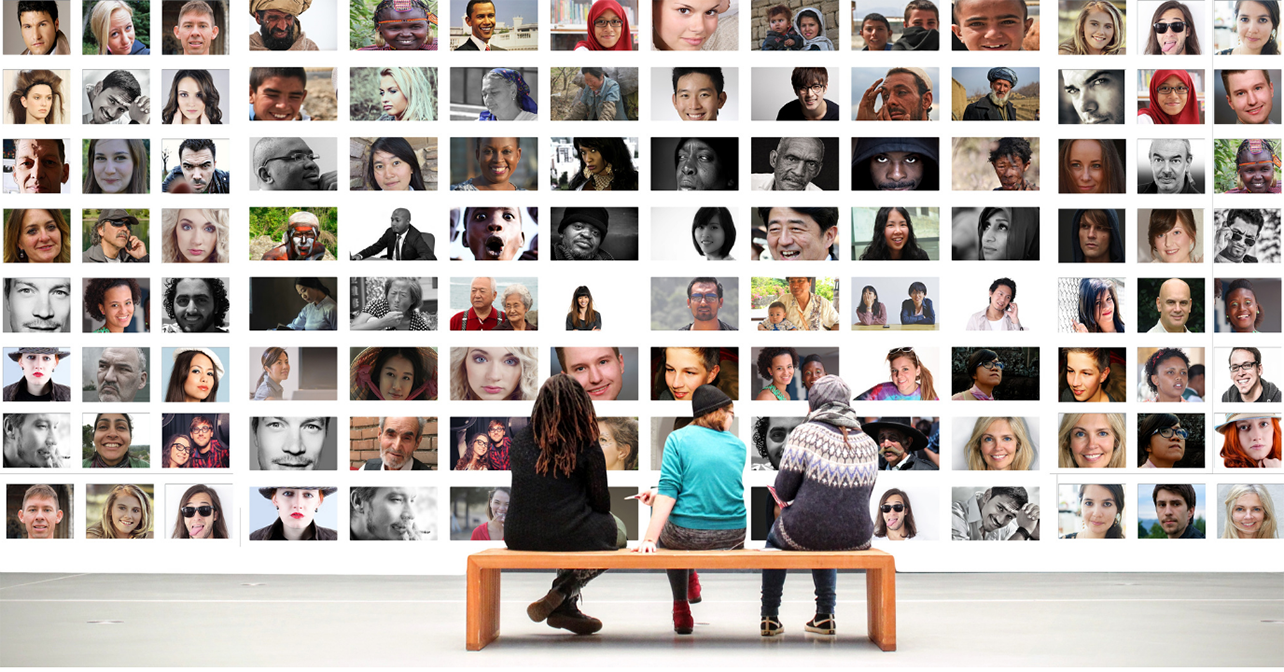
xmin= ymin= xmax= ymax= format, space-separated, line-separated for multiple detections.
xmin=1222 ymin=347 xmax=1283 ymax=403
xmin=4 ymin=347 xmax=70 ymax=402
xmin=352 ymin=208 xmax=435 ymax=260
xmin=1215 ymin=209 xmax=1266 ymax=263
xmin=450 ymin=277 xmax=505 ymax=330
xmin=171 ymin=0 xmax=221 ymax=55
xmin=457 ymin=207 xmax=526 ymax=261
xmin=680 ymin=277 xmax=736 ymax=330
xmin=565 ymin=67 xmax=628 ymax=120
xmin=852 ymin=137 xmax=939 ymax=190
xmin=350 ymin=487 xmax=433 ymax=540
xmin=454 ymin=0 xmax=500 ymax=50
xmin=253 ymin=138 xmax=337 ymax=190
xmin=162 ymin=139 xmax=230 ymax=194
xmin=11 ymin=139 xmax=69 ymax=194
xmin=15 ymin=485 xmax=66 ymax=539
xmin=989 ymin=137 xmax=1037 ymax=190
xmin=1223 ymin=139 xmax=1281 ymax=193
xmin=4 ymin=277 xmax=71 ymax=333
xmin=83 ymin=70 xmax=149 ymax=124
xmin=963 ymin=67 xmax=1019 ymax=120
xmin=1140 ymin=139 xmax=1201 ymax=194
xmin=553 ymin=207 xmax=614 ymax=260
xmin=751 ymin=138 xmax=826 ymax=191
xmin=864 ymin=417 xmax=937 ymax=471
xmin=249 ymin=0 xmax=319 ymax=50
xmin=965 ymin=277 xmax=1023 ymax=331
xmin=1149 ymin=278 xmax=1193 ymax=333
xmin=855 ymin=67 xmax=934 ymax=121
xmin=88 ymin=347 xmax=149 ymax=402
xmin=16 ymin=1 xmax=71 ymax=54
xmin=1060 ymin=69 xmax=1124 ymax=124
xmin=161 ymin=278 xmax=229 ymax=333
xmin=1152 ymin=485 xmax=1205 ymax=539
xmin=760 ymin=207 xmax=838 ymax=261
xmin=83 ymin=209 xmax=148 ymax=263
xmin=362 ymin=417 xmax=433 ymax=470
xmin=1222 ymin=69 xmax=1275 ymax=124
xmin=3 ymin=413 xmax=67 ymax=468
xmin=773 ymin=276 xmax=839 ymax=331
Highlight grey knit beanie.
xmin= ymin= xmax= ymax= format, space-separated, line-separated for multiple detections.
xmin=808 ymin=374 xmax=850 ymax=411
xmin=691 ymin=384 xmax=733 ymax=419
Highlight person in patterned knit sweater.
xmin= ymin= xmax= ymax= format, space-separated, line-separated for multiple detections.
xmin=759 ymin=374 xmax=879 ymax=637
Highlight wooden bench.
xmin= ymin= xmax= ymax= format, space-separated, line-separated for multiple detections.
xmin=466 ymin=549 xmax=896 ymax=651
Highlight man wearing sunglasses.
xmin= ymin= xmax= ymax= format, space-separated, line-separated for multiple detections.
xmin=1215 ymin=209 xmax=1265 ymax=263
xmin=951 ymin=486 xmax=1039 ymax=541
xmin=1222 ymin=346 xmax=1282 ymax=403
xmin=1221 ymin=69 xmax=1275 ymax=125
xmin=680 ymin=277 xmax=736 ymax=330
xmin=83 ymin=209 xmax=148 ymax=263
xmin=1151 ymin=485 xmax=1204 ymax=539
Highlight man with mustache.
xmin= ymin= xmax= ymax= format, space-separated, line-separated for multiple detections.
xmin=1215 ymin=209 xmax=1265 ymax=263
xmin=680 ymin=278 xmax=736 ymax=330
xmin=171 ymin=0 xmax=220 ymax=55
xmin=91 ymin=347 xmax=149 ymax=402
xmin=83 ymin=209 xmax=149 ymax=263
xmin=455 ymin=207 xmax=524 ymax=260
xmin=1223 ymin=139 xmax=1282 ymax=194
xmin=1061 ymin=69 xmax=1124 ymax=124
xmin=862 ymin=417 xmax=936 ymax=471
xmin=1152 ymin=485 xmax=1204 ymax=539
xmin=1140 ymin=138 xmax=1200 ymax=194
xmin=187 ymin=415 xmax=229 ymax=468
xmin=12 ymin=139 xmax=69 ymax=194
xmin=17 ymin=1 xmax=71 ymax=54
xmin=162 ymin=278 xmax=229 ymax=333
xmin=352 ymin=208 xmax=436 ymax=260
xmin=3 ymin=413 xmax=67 ymax=468
xmin=351 ymin=487 xmax=429 ymax=540
xmin=3 ymin=347 xmax=70 ymax=402
xmin=852 ymin=136 xmax=939 ymax=190
xmin=3 ymin=277 xmax=70 ymax=333
xmin=249 ymin=0 xmax=319 ymax=50
xmin=16 ymin=485 xmax=66 ymax=539
xmin=253 ymin=138 xmax=337 ymax=191
xmin=963 ymin=67 xmax=1019 ymax=120
xmin=1222 ymin=347 xmax=1282 ymax=403
xmin=162 ymin=139 xmax=230 ymax=194
xmin=553 ymin=207 xmax=614 ymax=260
xmin=855 ymin=67 xmax=934 ymax=121
xmin=1222 ymin=69 xmax=1275 ymax=125
xmin=989 ymin=137 xmax=1037 ymax=190
xmin=1148 ymin=278 xmax=1194 ymax=333
xmin=361 ymin=417 xmax=433 ymax=470
xmin=751 ymin=137 xmax=825 ymax=191
xmin=454 ymin=0 xmax=502 ymax=50
xmin=261 ymin=212 xmax=327 ymax=260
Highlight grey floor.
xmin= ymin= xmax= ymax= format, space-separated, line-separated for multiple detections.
xmin=1 ymin=571 xmax=1281 ymax=668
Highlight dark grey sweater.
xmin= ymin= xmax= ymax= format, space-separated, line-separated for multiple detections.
xmin=504 ymin=426 xmax=617 ymax=552
xmin=771 ymin=418 xmax=879 ymax=551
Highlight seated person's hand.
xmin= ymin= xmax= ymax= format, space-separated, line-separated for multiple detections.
xmin=634 ymin=540 xmax=658 ymax=553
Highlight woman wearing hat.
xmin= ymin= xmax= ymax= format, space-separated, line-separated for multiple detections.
xmin=250 ymin=487 xmax=338 ymax=540
xmin=83 ymin=413 xmax=149 ymax=468
xmin=759 ymin=375 xmax=878 ymax=637
xmin=636 ymin=384 xmax=746 ymax=635
xmin=351 ymin=346 xmax=438 ymax=401
xmin=4 ymin=347 xmax=71 ymax=401
xmin=508 ymin=375 xmax=629 ymax=635
xmin=1218 ymin=414 xmax=1282 ymax=468
xmin=165 ymin=348 xmax=224 ymax=403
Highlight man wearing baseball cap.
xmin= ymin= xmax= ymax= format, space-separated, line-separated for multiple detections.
xmin=83 ymin=210 xmax=148 ymax=263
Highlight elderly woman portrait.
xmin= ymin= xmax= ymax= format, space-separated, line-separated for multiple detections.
xmin=5 ymin=208 xmax=70 ymax=263
xmin=653 ymin=137 xmax=738 ymax=190
xmin=478 ymin=69 xmax=537 ymax=120
xmin=4 ymin=347 xmax=71 ymax=402
xmin=497 ymin=283 xmax=537 ymax=331
xmin=352 ymin=277 xmax=435 ymax=331
xmin=355 ymin=0 xmax=437 ymax=50
xmin=86 ymin=483 xmax=153 ymax=539
xmin=87 ymin=0 xmax=150 ymax=54
xmin=7 ymin=69 xmax=68 ymax=124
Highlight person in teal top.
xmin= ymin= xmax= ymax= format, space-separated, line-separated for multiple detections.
xmin=636 ymin=385 xmax=746 ymax=635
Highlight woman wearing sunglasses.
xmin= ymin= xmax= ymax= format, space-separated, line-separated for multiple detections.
xmin=1145 ymin=1 xmax=1201 ymax=54
xmin=952 ymin=349 xmax=1004 ymax=401
xmin=171 ymin=484 xmax=228 ymax=539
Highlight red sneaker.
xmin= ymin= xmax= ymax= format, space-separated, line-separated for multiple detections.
xmin=687 ymin=570 xmax=702 ymax=604
xmin=673 ymin=600 xmax=694 ymax=635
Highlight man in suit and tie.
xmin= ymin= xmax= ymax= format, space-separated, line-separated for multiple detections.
xmin=351 ymin=208 xmax=436 ymax=260
xmin=362 ymin=417 xmax=434 ymax=470
xmin=454 ymin=0 xmax=502 ymax=50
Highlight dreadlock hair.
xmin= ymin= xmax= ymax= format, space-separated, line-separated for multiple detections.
xmin=530 ymin=374 xmax=600 ymax=478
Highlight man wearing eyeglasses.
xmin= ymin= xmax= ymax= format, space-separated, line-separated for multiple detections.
xmin=83 ymin=209 xmax=148 ymax=263
xmin=1222 ymin=347 xmax=1282 ymax=403
xmin=564 ymin=67 xmax=628 ymax=121
xmin=965 ymin=277 xmax=1023 ymax=331
xmin=1222 ymin=69 xmax=1275 ymax=125
xmin=1215 ymin=209 xmax=1265 ymax=263
xmin=680 ymin=277 xmax=736 ymax=331
xmin=252 ymin=137 xmax=337 ymax=190
xmin=249 ymin=0 xmax=319 ymax=50
xmin=751 ymin=137 xmax=825 ymax=191
xmin=776 ymin=67 xmax=838 ymax=121
xmin=185 ymin=415 xmax=229 ymax=468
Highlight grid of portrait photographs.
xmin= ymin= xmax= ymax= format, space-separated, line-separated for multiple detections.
xmin=1 ymin=0 xmax=1281 ymax=571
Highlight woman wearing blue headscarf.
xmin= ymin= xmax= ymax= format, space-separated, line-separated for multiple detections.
xmin=479 ymin=69 xmax=538 ymax=121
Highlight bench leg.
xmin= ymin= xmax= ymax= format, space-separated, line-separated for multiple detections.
xmin=466 ymin=562 xmax=501 ymax=651
xmin=864 ymin=566 xmax=897 ymax=652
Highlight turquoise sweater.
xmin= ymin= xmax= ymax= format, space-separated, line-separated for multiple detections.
xmin=658 ymin=425 xmax=746 ymax=530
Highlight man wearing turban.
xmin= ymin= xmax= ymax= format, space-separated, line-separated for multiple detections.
xmin=963 ymin=67 xmax=1018 ymax=121
xmin=249 ymin=0 xmax=319 ymax=50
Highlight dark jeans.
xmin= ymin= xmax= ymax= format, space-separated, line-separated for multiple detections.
xmin=760 ymin=529 xmax=837 ymax=617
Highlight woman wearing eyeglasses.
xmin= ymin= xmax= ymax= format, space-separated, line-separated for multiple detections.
xmin=1138 ymin=413 xmax=1187 ymax=468
xmin=855 ymin=347 xmax=939 ymax=401
xmin=576 ymin=0 xmax=633 ymax=50
xmin=172 ymin=484 xmax=228 ymax=539
xmin=952 ymin=349 xmax=1003 ymax=401
xmin=1138 ymin=70 xmax=1201 ymax=124
xmin=162 ymin=434 xmax=193 ymax=468
xmin=1145 ymin=1 xmax=1200 ymax=54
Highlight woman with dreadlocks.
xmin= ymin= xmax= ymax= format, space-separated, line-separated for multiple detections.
xmin=505 ymin=374 xmax=627 ymax=636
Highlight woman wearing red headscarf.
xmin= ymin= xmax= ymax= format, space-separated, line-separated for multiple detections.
xmin=1137 ymin=70 xmax=1201 ymax=124
xmin=575 ymin=0 xmax=633 ymax=50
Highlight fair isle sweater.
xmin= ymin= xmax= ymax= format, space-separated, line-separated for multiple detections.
xmin=771 ymin=416 xmax=879 ymax=550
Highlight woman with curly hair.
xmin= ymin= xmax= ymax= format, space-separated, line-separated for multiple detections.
xmin=171 ymin=484 xmax=228 ymax=539
xmin=86 ymin=484 xmax=153 ymax=539
xmin=857 ymin=347 xmax=939 ymax=401
xmin=478 ymin=69 xmax=537 ymax=120
xmin=1061 ymin=484 xmax=1126 ymax=539
xmin=1058 ymin=413 xmax=1127 ymax=468
xmin=449 ymin=346 xmax=538 ymax=400
xmin=1145 ymin=0 xmax=1201 ymax=54
xmin=860 ymin=207 xmax=929 ymax=261
xmin=161 ymin=70 xmax=222 ymax=124
xmin=1223 ymin=279 xmax=1265 ymax=333
xmin=165 ymin=348 xmax=223 ymax=403
xmin=83 ymin=139 xmax=148 ymax=194
xmin=1073 ymin=278 xmax=1126 ymax=333
xmin=8 ymin=69 xmax=65 ymax=124
xmin=568 ymin=138 xmax=638 ymax=191
xmin=364 ymin=137 xmax=427 ymax=191
xmin=964 ymin=417 xmax=1036 ymax=470
xmin=83 ymin=278 xmax=141 ymax=333
xmin=376 ymin=67 xmax=437 ymax=121
xmin=160 ymin=208 xmax=229 ymax=263
xmin=1142 ymin=348 xmax=1196 ymax=403
xmin=351 ymin=347 xmax=438 ymax=401
xmin=4 ymin=209 xmax=70 ymax=263
xmin=755 ymin=346 xmax=799 ymax=400
xmin=1058 ymin=0 xmax=1125 ymax=55
xmin=1217 ymin=414 xmax=1282 ymax=468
